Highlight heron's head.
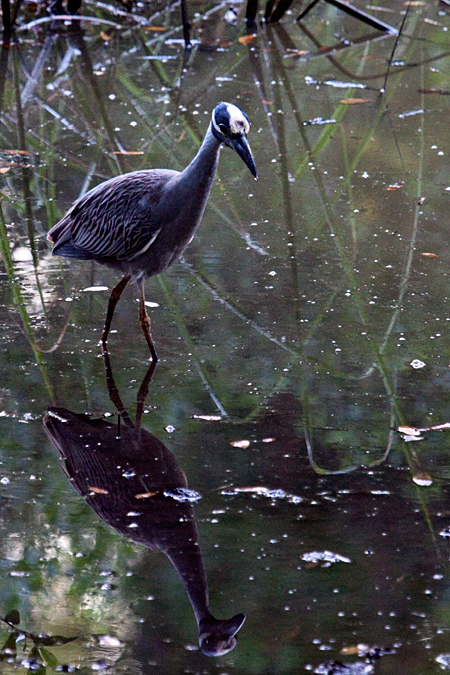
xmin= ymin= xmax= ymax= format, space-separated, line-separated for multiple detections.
xmin=211 ymin=102 xmax=257 ymax=179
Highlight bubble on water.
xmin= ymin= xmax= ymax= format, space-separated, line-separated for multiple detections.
xmin=410 ymin=359 xmax=426 ymax=369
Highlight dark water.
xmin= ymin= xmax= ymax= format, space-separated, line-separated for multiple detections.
xmin=2 ymin=1 xmax=450 ymax=672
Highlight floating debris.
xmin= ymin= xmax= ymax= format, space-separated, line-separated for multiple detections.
xmin=436 ymin=653 xmax=450 ymax=669
xmin=140 ymin=55 xmax=178 ymax=61
xmin=305 ymin=76 xmax=366 ymax=89
xmin=339 ymin=98 xmax=375 ymax=105
xmin=410 ymin=359 xmax=426 ymax=369
xmin=238 ymin=34 xmax=257 ymax=45
xmin=81 ymin=286 xmax=109 ymax=292
xmin=163 ymin=487 xmax=201 ymax=503
xmin=340 ymin=644 xmax=395 ymax=661
xmin=301 ymin=550 xmax=351 ymax=567
xmin=89 ymin=487 xmax=109 ymax=495
xmin=398 ymin=426 xmax=422 ymax=437
xmin=230 ymin=440 xmax=251 ymax=449
xmin=398 ymin=109 xmax=424 ymax=118
xmin=192 ymin=414 xmax=223 ymax=421
xmin=304 ymin=117 xmax=337 ymax=126
xmin=97 ymin=635 xmax=122 ymax=648
xmin=314 ymin=661 xmax=373 ymax=674
xmin=398 ymin=422 xmax=450 ymax=438
xmin=221 ymin=486 xmax=302 ymax=504
xmin=412 ymin=473 xmax=433 ymax=486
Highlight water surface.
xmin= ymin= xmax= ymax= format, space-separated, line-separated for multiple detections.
xmin=2 ymin=1 xmax=450 ymax=672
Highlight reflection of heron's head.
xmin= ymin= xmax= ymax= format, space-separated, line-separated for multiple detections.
xmin=199 ymin=613 xmax=246 ymax=657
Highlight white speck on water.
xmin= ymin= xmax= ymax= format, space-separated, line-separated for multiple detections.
xmin=12 ymin=246 xmax=33 ymax=262
xmin=165 ymin=425 xmax=175 ymax=433
xmin=98 ymin=635 xmax=122 ymax=647
xmin=410 ymin=359 xmax=426 ymax=369
xmin=399 ymin=109 xmax=424 ymax=118
xmin=82 ymin=286 xmax=109 ymax=292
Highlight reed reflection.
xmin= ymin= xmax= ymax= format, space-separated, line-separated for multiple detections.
xmin=43 ymin=352 xmax=245 ymax=657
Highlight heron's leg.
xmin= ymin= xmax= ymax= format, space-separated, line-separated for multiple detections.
xmin=138 ymin=279 xmax=159 ymax=363
xmin=100 ymin=340 xmax=134 ymax=429
xmin=101 ymin=275 xmax=131 ymax=344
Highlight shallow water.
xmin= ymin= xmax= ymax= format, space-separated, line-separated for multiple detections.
xmin=2 ymin=1 xmax=450 ymax=673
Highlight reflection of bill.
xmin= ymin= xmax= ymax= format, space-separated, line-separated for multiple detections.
xmin=43 ymin=407 xmax=245 ymax=657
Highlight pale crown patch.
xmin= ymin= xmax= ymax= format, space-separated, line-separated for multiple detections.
xmin=212 ymin=102 xmax=250 ymax=137
xmin=227 ymin=104 xmax=250 ymax=135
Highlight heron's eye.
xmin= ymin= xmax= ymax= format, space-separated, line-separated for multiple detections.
xmin=219 ymin=124 xmax=229 ymax=135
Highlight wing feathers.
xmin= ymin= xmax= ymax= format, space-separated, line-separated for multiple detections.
xmin=48 ymin=170 xmax=177 ymax=261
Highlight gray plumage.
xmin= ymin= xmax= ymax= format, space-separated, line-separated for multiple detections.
xmin=48 ymin=102 xmax=257 ymax=361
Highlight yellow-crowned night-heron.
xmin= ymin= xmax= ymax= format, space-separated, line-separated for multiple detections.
xmin=47 ymin=102 xmax=257 ymax=361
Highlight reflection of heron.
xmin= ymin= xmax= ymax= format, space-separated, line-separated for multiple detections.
xmin=43 ymin=354 xmax=245 ymax=656
xmin=47 ymin=102 xmax=257 ymax=362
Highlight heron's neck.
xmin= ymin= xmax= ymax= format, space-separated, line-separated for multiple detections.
xmin=180 ymin=125 xmax=221 ymax=189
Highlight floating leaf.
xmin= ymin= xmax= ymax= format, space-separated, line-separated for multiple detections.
xmin=1 ymin=149 xmax=32 ymax=156
xmin=134 ymin=492 xmax=156 ymax=499
xmin=40 ymin=647 xmax=58 ymax=668
xmin=339 ymin=98 xmax=374 ymax=105
xmin=284 ymin=50 xmax=309 ymax=58
xmin=0 ymin=168 xmax=10 ymax=174
xmin=238 ymin=34 xmax=256 ymax=45
xmin=4 ymin=610 xmax=20 ymax=625
xmin=340 ymin=644 xmax=369 ymax=655
xmin=145 ymin=26 xmax=165 ymax=31
xmin=112 ymin=151 xmax=144 ymax=155
xmin=418 ymin=88 xmax=450 ymax=95
xmin=100 ymin=31 xmax=113 ymax=40
xmin=89 ymin=487 xmax=109 ymax=495
xmin=230 ymin=440 xmax=250 ymax=448
xmin=387 ymin=183 xmax=403 ymax=191
xmin=400 ymin=421 xmax=450 ymax=435
xmin=398 ymin=426 xmax=421 ymax=436
xmin=422 ymin=252 xmax=438 ymax=258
